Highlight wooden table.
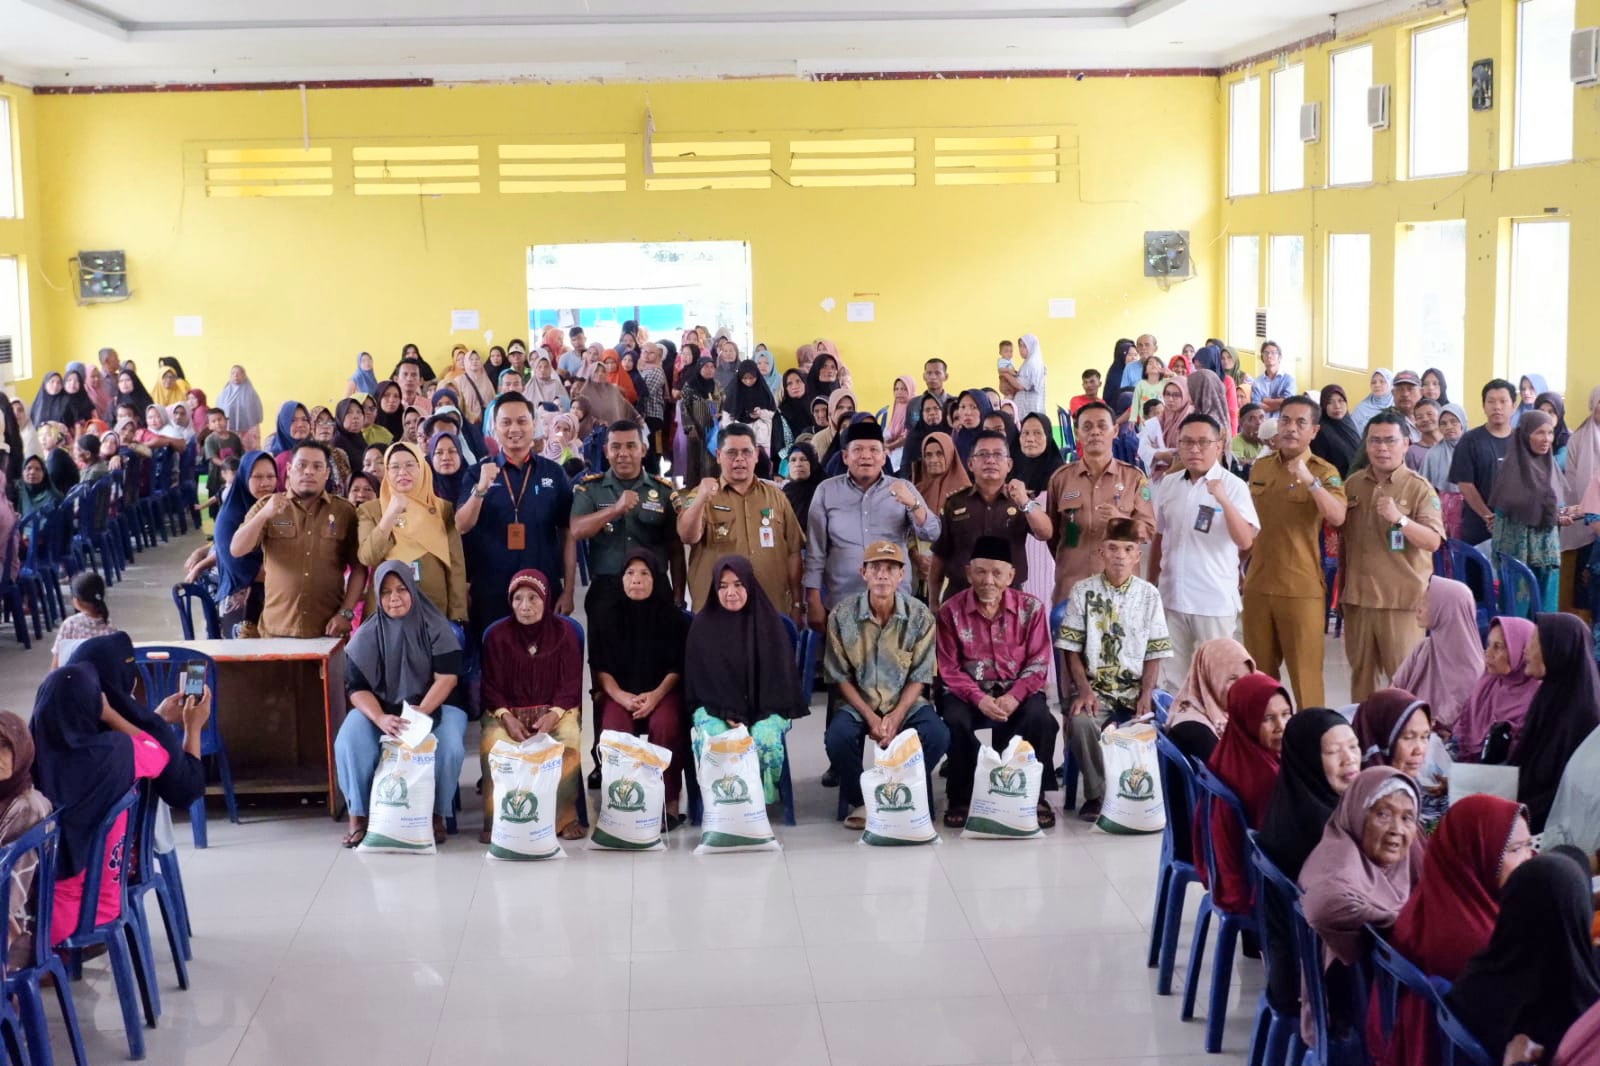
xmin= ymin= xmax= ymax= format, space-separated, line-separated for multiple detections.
xmin=133 ymin=637 xmax=348 ymax=815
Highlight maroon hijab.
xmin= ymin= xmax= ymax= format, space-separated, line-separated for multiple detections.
xmin=480 ymin=569 xmax=581 ymax=713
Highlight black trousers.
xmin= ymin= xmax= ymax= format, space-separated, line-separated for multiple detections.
xmin=937 ymin=689 xmax=1058 ymax=808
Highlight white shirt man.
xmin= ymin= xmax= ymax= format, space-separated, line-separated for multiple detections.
xmin=1149 ymin=413 xmax=1260 ymax=693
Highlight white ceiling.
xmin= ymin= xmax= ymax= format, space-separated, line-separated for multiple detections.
xmin=0 ymin=0 xmax=1399 ymax=87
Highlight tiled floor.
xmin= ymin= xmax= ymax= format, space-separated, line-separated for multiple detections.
xmin=0 ymin=531 xmax=1354 ymax=1065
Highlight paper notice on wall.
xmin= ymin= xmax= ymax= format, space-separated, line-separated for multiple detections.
xmin=1048 ymin=298 xmax=1077 ymax=319
xmin=173 ymin=315 xmax=203 ymax=337
xmin=846 ymin=301 xmax=875 ymax=323
xmin=450 ymin=309 xmax=480 ymax=332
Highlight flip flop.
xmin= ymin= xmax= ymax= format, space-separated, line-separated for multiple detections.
xmin=942 ymin=807 xmax=968 ymax=829
xmin=341 ymin=828 xmax=366 ymax=849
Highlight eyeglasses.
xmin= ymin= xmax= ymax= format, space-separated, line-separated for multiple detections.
xmin=970 ymin=450 xmax=1008 ymax=461
xmin=1177 ymin=438 xmax=1218 ymax=449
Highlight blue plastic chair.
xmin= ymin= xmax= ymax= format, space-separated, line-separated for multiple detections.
xmin=1447 ymin=539 xmax=1496 ymax=642
xmin=171 ymin=582 xmax=223 ymax=641
xmin=17 ymin=509 xmax=60 ymax=630
xmin=1150 ymin=732 xmax=1200 ymax=996
xmin=60 ymin=789 xmax=161 ymax=1060
xmin=0 ymin=813 xmax=89 ymax=1066
xmin=1368 ymin=926 xmax=1447 ymax=1050
xmin=89 ymin=477 xmax=129 ymax=579
xmin=1245 ymin=832 xmax=1305 ymax=1066
xmin=132 ymin=647 xmax=240 ymax=848
xmin=128 ymin=781 xmax=192 ymax=989
xmin=0 ymin=529 xmax=39 ymax=648
xmin=1056 ymin=406 xmax=1073 ymax=453
xmin=1292 ymin=898 xmax=1336 ymax=1066
xmin=1183 ymin=760 xmax=1260 ymax=1053
xmin=1434 ymin=992 xmax=1494 ymax=1066
xmin=1493 ymin=551 xmax=1540 ymax=619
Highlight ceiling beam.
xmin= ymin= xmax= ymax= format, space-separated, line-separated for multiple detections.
xmin=17 ymin=0 xmax=129 ymax=39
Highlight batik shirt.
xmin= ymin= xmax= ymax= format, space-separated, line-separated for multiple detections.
xmin=1055 ymin=572 xmax=1173 ymax=706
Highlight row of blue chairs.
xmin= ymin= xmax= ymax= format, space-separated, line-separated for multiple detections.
xmin=1435 ymin=537 xmax=1543 ymax=639
xmin=0 ymin=777 xmax=196 ymax=1064
xmin=1150 ymin=735 xmax=1493 ymax=1065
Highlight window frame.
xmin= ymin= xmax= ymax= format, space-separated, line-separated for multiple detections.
xmin=1325 ymin=233 xmax=1372 ymax=371
xmin=1409 ymin=18 xmax=1469 ymax=179
xmin=1507 ymin=218 xmax=1570 ymax=392
xmin=1514 ymin=0 xmax=1576 ymax=167
xmin=0 ymin=95 xmax=16 ymax=220
xmin=1269 ymin=64 xmax=1306 ymax=193
xmin=1228 ymin=234 xmax=1261 ymax=352
xmin=1330 ymin=44 xmax=1375 ymax=187
xmin=1228 ymin=75 xmax=1263 ymax=198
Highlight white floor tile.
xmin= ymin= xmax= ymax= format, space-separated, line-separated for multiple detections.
xmin=628 ymin=1003 xmax=832 ymax=1066
xmin=819 ymin=995 xmax=1031 ymax=1066
xmin=795 ymin=884 xmax=974 ymax=946
xmin=957 ymin=884 xmax=1144 ymax=939
xmin=808 ymin=939 xmax=1001 ymax=1002
xmin=630 ymin=890 xmax=804 ymax=952
xmin=430 ymin=1011 xmax=631 ymax=1065
xmin=629 ymin=945 xmax=816 ymax=1009
xmin=441 ymin=953 xmax=631 ymax=1020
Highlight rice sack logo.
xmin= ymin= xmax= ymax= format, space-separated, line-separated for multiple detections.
xmin=607 ymin=778 xmax=646 ymax=812
xmin=499 ymin=788 xmax=539 ymax=823
xmin=873 ymin=780 xmax=914 ymax=812
xmin=988 ymin=765 xmax=1028 ymax=798
xmin=374 ymin=773 xmax=408 ymax=807
xmin=1117 ymin=767 xmax=1156 ymax=801
xmin=711 ymin=774 xmax=750 ymax=805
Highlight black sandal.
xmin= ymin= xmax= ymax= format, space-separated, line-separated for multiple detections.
xmin=1036 ymin=803 xmax=1057 ymax=830
xmin=942 ymin=807 xmax=968 ymax=829
xmin=342 ymin=825 xmax=367 ymax=849
xmin=665 ymin=813 xmax=688 ymax=831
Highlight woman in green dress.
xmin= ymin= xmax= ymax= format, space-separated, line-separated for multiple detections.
xmin=1490 ymin=409 xmax=1576 ymax=612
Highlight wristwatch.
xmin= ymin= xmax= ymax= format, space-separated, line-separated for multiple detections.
xmin=1021 ymin=499 xmax=1040 ymax=514
xmin=339 ymin=608 xmax=355 ymax=621
xmin=1396 ymin=516 xmax=1411 ymax=529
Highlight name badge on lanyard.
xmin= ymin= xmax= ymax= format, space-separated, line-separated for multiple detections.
xmin=502 ymin=463 xmax=534 ymax=552
xmin=507 ymin=523 xmax=526 ymax=550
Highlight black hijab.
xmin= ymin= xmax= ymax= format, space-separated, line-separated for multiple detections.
xmin=115 ymin=369 xmax=155 ymax=416
xmin=1447 ymin=854 xmax=1600 ymax=1056
xmin=1513 ymin=613 xmax=1600 ymax=831
xmin=587 ymin=548 xmax=688 ymax=694
xmin=59 ymin=370 xmax=98 ymax=428
xmin=373 ymin=381 xmax=405 ymax=439
xmin=30 ymin=373 xmax=70 ymax=427
xmin=726 ymin=359 xmax=777 ymax=423
xmin=1536 ymin=391 xmax=1572 ymax=452
xmin=331 ymin=398 xmax=369 ymax=473
xmin=682 ymin=359 xmax=719 ymax=401
xmin=1010 ymin=412 xmax=1064 ymax=493
xmin=1310 ymin=384 xmax=1361 ymax=478
xmin=67 ymin=632 xmax=208 ymax=811
xmin=805 ymin=355 xmax=842 ymax=399
xmin=683 ymin=555 xmax=807 ymax=725
xmin=1423 ymin=367 xmax=1452 ymax=406
xmin=30 ymin=664 xmax=136 ymax=879
xmin=782 ymin=442 xmax=824 ymax=525
xmin=778 ymin=370 xmax=813 ymax=441
xmin=1257 ymin=708 xmax=1349 ymax=878
xmin=1104 ymin=338 xmax=1138 ymax=415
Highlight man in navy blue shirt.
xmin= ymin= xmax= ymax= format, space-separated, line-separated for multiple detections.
xmin=456 ymin=393 xmax=576 ymax=640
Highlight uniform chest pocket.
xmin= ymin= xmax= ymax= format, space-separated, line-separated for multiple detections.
xmin=265 ymin=519 xmax=298 ymax=540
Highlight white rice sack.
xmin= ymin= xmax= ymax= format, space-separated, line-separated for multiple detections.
xmin=590 ymin=729 xmax=670 ymax=852
xmin=1096 ymin=720 xmax=1165 ymax=835
xmin=486 ymin=735 xmax=567 ymax=861
xmin=694 ymin=726 xmax=780 ymax=854
xmin=860 ymin=729 xmax=937 ymax=847
xmin=359 ymin=735 xmax=438 ymax=855
xmin=962 ymin=736 xmax=1044 ymax=840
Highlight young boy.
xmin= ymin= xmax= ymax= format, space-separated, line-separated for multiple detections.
xmin=1230 ymin=403 xmax=1266 ymax=471
xmin=203 ymin=408 xmax=244 ymax=507
xmin=996 ymin=339 xmax=1017 ymax=398
xmin=1071 ymin=369 xmax=1103 ymax=416
xmin=1055 ymin=518 xmax=1172 ymax=821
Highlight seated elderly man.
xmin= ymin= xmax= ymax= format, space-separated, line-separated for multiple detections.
xmin=822 ymin=541 xmax=951 ymax=830
xmin=1056 ymin=517 xmax=1173 ymax=822
xmin=935 ymin=536 xmax=1058 ymax=830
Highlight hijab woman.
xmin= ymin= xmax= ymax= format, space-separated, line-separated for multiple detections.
xmin=372 ymin=381 xmax=405 ymax=442
xmin=479 ymin=568 xmax=585 ymax=843
xmin=1353 ymin=688 xmax=1431 ymax=780
xmin=524 ymin=354 xmax=570 ymax=412
xmin=1151 ymin=377 xmax=1193 ymax=479
xmin=805 ymin=352 xmax=842 ymax=399
xmin=335 ymin=562 xmax=467 ymax=849
xmin=330 ymin=398 xmax=370 ymax=477
xmin=902 ymin=394 xmax=948 ymax=477
xmin=676 ymin=359 xmax=720 ymax=485
xmin=683 ymin=555 xmax=808 ymax=805
xmin=781 ymin=442 xmax=824 ymax=528
xmin=213 ymin=451 xmax=277 ymax=635
xmin=1446 ymin=854 xmax=1600 ymax=1062
xmin=426 ymin=430 xmax=468 ymax=504
xmin=726 ymin=359 xmax=778 ymax=425
xmin=59 ymin=365 xmax=99 ymax=428
xmin=576 ymin=351 xmax=641 ymax=425
xmin=347 ymin=351 xmax=380 ymax=398
xmin=1310 ymin=384 xmax=1362 ymax=478
xmin=1199 ymin=672 xmax=1291 ymax=913
xmin=29 ymin=372 xmax=69 ymax=428
xmin=590 ymin=548 xmax=691 ymax=824
xmin=1166 ymin=638 xmax=1257 ymax=762
xmin=356 ymin=441 xmax=467 ymax=623
xmin=884 ymin=374 xmax=916 ymax=460
xmin=1186 ymin=368 xmax=1236 ymax=435
xmin=1390 ymin=577 xmax=1483 ymax=730
xmin=18 ymin=455 xmax=60 ymax=517
xmin=215 ymin=365 xmax=265 ymax=450
xmin=913 ymin=432 xmax=971 ymax=516
xmin=1351 ymin=369 xmax=1395 ymax=435
xmin=152 ymin=358 xmax=190 ymax=408
xmin=30 ymin=664 xmax=181 ymax=945
xmin=778 ymin=369 xmax=814 ymax=443
xmin=1442 ymin=617 xmax=1538 ymax=767
xmin=1299 ymin=768 xmax=1421 ymax=1048
xmin=1382 ymin=795 xmax=1533 ymax=1066
xmin=1260 ymin=708 xmax=1362 ymax=880
xmin=0 ymin=710 xmax=50 ymax=968
xmin=1513 ymin=612 xmax=1600 ymax=832
xmin=1491 ymin=409 xmax=1571 ymax=611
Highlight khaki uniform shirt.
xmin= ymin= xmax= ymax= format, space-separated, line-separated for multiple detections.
xmin=932 ymin=484 xmax=1032 ymax=593
xmin=570 ymin=469 xmax=681 ymax=579
xmin=1339 ymin=465 xmax=1444 ymax=610
xmin=676 ymin=478 xmax=804 ymax=612
xmin=246 ymin=492 xmax=361 ymax=638
xmin=1242 ymin=450 xmax=1347 ymax=600
xmin=1045 ymin=458 xmax=1155 ymax=602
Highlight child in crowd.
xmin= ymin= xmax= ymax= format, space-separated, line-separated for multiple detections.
xmin=51 ymin=571 xmax=120 ymax=667
xmin=1136 ymin=397 xmax=1166 ymax=473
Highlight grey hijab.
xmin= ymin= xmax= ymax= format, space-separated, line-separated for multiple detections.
xmin=344 ymin=560 xmax=460 ymax=708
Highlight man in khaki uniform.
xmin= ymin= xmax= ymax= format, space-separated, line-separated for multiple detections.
xmin=1339 ymin=409 xmax=1445 ymax=700
xmin=1045 ymin=402 xmax=1155 ymax=603
xmin=676 ymin=422 xmax=804 ymax=615
xmin=1241 ymin=395 xmax=1348 ymax=708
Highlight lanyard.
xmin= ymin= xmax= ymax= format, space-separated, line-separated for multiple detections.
xmin=499 ymin=460 xmax=537 ymax=521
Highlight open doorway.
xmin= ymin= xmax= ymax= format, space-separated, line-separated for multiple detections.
xmin=527 ymin=240 xmax=753 ymax=352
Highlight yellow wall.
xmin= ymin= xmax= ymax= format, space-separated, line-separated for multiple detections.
xmin=0 ymin=82 xmax=51 ymax=390
xmin=23 ymin=76 xmax=1220 ymax=430
xmin=1220 ymin=0 xmax=1600 ymax=406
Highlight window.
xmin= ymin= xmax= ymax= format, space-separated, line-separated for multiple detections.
xmin=1268 ymin=236 xmax=1309 ymax=381
xmin=1228 ymin=235 xmax=1260 ymax=350
xmin=1330 ymin=45 xmax=1374 ymax=186
xmin=1508 ymin=220 xmax=1570 ymax=391
xmin=0 ymin=257 xmax=25 ymax=380
xmin=1515 ymin=0 xmax=1576 ymax=165
xmin=1326 ymin=234 xmax=1371 ymax=370
xmin=1411 ymin=20 xmax=1468 ymax=177
xmin=0 ymin=96 xmax=15 ymax=219
xmin=1270 ymin=64 xmax=1305 ymax=192
xmin=1394 ymin=221 xmax=1467 ymax=389
xmin=1229 ymin=77 xmax=1262 ymax=197
xmin=527 ymin=241 xmax=752 ymax=352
